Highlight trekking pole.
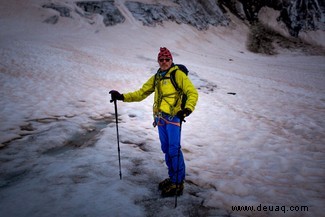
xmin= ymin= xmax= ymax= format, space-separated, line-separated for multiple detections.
xmin=175 ymin=147 xmax=180 ymax=208
xmin=175 ymin=120 xmax=183 ymax=208
xmin=111 ymin=97 xmax=122 ymax=180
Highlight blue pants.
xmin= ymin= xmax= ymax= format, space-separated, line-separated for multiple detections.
xmin=156 ymin=114 xmax=185 ymax=184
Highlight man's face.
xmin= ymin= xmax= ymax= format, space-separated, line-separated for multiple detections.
xmin=158 ymin=56 xmax=172 ymax=71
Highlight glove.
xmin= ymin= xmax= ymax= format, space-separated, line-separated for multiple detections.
xmin=176 ymin=108 xmax=192 ymax=121
xmin=109 ymin=90 xmax=124 ymax=102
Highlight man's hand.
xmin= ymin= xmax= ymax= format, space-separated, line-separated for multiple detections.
xmin=109 ymin=90 xmax=124 ymax=102
xmin=176 ymin=108 xmax=192 ymax=121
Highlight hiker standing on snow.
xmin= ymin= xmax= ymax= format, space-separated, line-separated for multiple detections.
xmin=109 ymin=47 xmax=198 ymax=197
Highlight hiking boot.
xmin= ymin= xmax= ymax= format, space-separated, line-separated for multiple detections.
xmin=161 ymin=182 xmax=184 ymax=197
xmin=158 ymin=178 xmax=172 ymax=190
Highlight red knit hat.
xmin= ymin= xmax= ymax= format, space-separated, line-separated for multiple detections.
xmin=158 ymin=47 xmax=173 ymax=60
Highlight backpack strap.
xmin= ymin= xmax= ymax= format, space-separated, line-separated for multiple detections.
xmin=170 ymin=69 xmax=181 ymax=92
xmin=171 ymin=69 xmax=189 ymax=110
xmin=170 ymin=64 xmax=188 ymax=92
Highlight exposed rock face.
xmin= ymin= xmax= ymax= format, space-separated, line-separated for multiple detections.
xmin=277 ymin=0 xmax=324 ymax=37
xmin=42 ymin=3 xmax=72 ymax=18
xmin=219 ymin=0 xmax=324 ymax=37
xmin=125 ymin=0 xmax=229 ymax=30
xmin=42 ymin=3 xmax=72 ymax=24
xmin=76 ymin=1 xmax=125 ymax=26
xmin=42 ymin=0 xmax=324 ymax=38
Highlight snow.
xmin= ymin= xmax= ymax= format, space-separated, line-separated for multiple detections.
xmin=1 ymin=1 xmax=325 ymax=217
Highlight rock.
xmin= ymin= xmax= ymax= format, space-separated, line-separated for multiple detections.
xmin=20 ymin=123 xmax=35 ymax=131
xmin=277 ymin=0 xmax=325 ymax=37
xmin=76 ymin=1 xmax=125 ymax=26
xmin=125 ymin=0 xmax=229 ymax=30
xmin=42 ymin=3 xmax=72 ymax=18
xmin=219 ymin=0 xmax=324 ymax=37
xmin=43 ymin=15 xmax=59 ymax=24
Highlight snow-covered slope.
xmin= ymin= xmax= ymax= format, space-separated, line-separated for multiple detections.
xmin=0 ymin=1 xmax=324 ymax=217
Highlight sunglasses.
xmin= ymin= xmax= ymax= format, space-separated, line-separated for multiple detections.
xmin=159 ymin=58 xmax=171 ymax=63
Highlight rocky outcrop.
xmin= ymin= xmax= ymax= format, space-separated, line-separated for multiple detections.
xmin=124 ymin=0 xmax=228 ymax=30
xmin=42 ymin=1 xmax=125 ymax=26
xmin=42 ymin=3 xmax=72 ymax=24
xmin=219 ymin=0 xmax=324 ymax=37
xmin=42 ymin=0 xmax=324 ymax=38
xmin=277 ymin=0 xmax=324 ymax=37
xmin=76 ymin=1 xmax=125 ymax=26
xmin=42 ymin=3 xmax=72 ymax=18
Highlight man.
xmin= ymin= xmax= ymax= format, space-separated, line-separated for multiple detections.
xmin=109 ymin=47 xmax=198 ymax=197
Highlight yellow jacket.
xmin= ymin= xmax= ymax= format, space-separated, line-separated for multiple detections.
xmin=123 ymin=65 xmax=198 ymax=116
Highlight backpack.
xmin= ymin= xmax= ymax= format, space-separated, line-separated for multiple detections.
xmin=154 ymin=64 xmax=189 ymax=110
